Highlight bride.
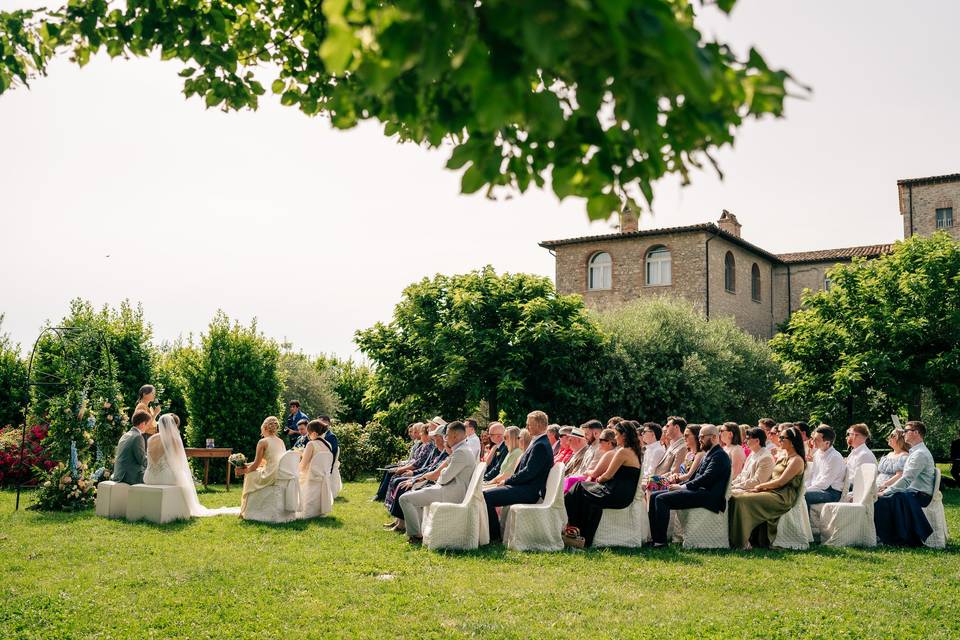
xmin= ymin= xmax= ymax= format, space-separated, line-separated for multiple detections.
xmin=145 ymin=414 xmax=239 ymax=517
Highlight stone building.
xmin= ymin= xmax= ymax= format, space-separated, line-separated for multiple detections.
xmin=540 ymin=174 xmax=958 ymax=339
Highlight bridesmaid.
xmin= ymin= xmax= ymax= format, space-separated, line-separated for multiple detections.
xmin=236 ymin=416 xmax=287 ymax=517
xmin=728 ymin=426 xmax=806 ymax=550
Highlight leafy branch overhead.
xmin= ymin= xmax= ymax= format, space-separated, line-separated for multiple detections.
xmin=0 ymin=0 xmax=799 ymax=220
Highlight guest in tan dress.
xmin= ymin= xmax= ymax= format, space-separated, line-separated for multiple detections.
xmin=728 ymin=426 xmax=806 ymax=550
xmin=236 ymin=416 xmax=287 ymax=516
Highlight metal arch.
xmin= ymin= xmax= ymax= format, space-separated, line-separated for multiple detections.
xmin=15 ymin=326 xmax=113 ymax=511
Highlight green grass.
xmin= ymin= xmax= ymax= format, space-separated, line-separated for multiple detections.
xmin=1 ymin=481 xmax=959 ymax=640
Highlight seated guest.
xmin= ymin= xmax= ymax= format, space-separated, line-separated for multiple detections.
xmin=298 ymin=420 xmax=335 ymax=518
xmin=483 ymin=422 xmax=508 ymax=482
xmin=483 ymin=410 xmax=555 ymax=543
xmin=236 ymin=417 xmax=287 ymax=518
xmin=607 ymin=416 xmax=624 ymax=428
xmin=580 ymin=419 xmax=605 ymax=471
xmin=317 ymin=415 xmax=338 ymax=460
xmin=738 ymin=425 xmax=750 ymax=457
xmin=767 ymin=423 xmax=784 ymax=456
xmin=669 ymin=425 xmax=704 ymax=483
xmin=805 ymin=425 xmax=846 ymax=508
xmin=720 ymin=422 xmax=746 ymax=479
xmin=293 ymin=419 xmax=309 ymax=448
xmin=640 ymin=422 xmax=665 ymax=479
xmin=585 ymin=429 xmax=618 ymax=480
xmin=845 ymin=423 xmax=878 ymax=490
xmin=728 ymin=426 xmax=807 ymax=549
xmin=374 ymin=423 xmax=430 ymax=502
xmin=654 ymin=416 xmax=687 ymax=476
xmin=876 ymin=428 xmax=911 ymax=490
xmin=874 ymin=421 xmax=937 ymax=546
xmin=731 ymin=428 xmax=775 ymax=493
xmin=554 ymin=426 xmax=574 ymax=464
xmin=758 ymin=418 xmax=777 ymax=452
xmin=480 ymin=430 xmax=492 ymax=457
xmin=385 ymin=426 xmax=448 ymax=531
xmin=563 ymin=422 xmax=643 ymax=548
xmin=648 ymin=425 xmax=731 ymax=547
xmin=519 ymin=428 xmax=532 ymax=450
xmin=464 ymin=419 xmax=482 ymax=460
xmin=485 ymin=426 xmax=523 ymax=486
xmin=560 ymin=427 xmax=591 ymax=492
xmin=793 ymin=421 xmax=816 ymax=485
xmin=399 ymin=421 xmax=477 ymax=543
xmin=547 ymin=425 xmax=561 ymax=455
xmin=372 ymin=422 xmax=425 ymax=501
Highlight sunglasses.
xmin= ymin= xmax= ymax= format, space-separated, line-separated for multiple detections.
xmin=600 ymin=438 xmax=616 ymax=443
xmin=904 ymin=428 xmax=917 ymax=433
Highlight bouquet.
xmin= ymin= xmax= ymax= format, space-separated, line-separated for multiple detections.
xmin=645 ymin=475 xmax=670 ymax=492
xmin=228 ymin=453 xmax=247 ymax=468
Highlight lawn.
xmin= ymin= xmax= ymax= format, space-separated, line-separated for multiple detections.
xmin=1 ymin=481 xmax=959 ymax=640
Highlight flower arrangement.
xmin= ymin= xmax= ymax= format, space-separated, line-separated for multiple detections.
xmin=228 ymin=453 xmax=247 ymax=468
xmin=0 ymin=424 xmax=55 ymax=487
xmin=31 ymin=462 xmax=97 ymax=511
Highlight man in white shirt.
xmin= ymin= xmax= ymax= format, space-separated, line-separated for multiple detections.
xmin=399 ymin=421 xmax=477 ymax=543
xmin=463 ymin=418 xmax=482 ymax=461
xmin=640 ymin=422 xmax=665 ymax=478
xmin=579 ymin=420 xmax=604 ymax=471
xmin=731 ymin=427 xmax=775 ymax=493
xmin=805 ymin=425 xmax=846 ymax=508
xmin=845 ymin=423 xmax=878 ymax=490
xmin=874 ymin=420 xmax=937 ymax=546
xmin=654 ymin=417 xmax=687 ymax=476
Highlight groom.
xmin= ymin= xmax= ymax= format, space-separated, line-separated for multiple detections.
xmin=113 ymin=410 xmax=152 ymax=484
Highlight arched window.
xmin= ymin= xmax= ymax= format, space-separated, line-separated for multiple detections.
xmin=751 ymin=263 xmax=761 ymax=302
xmin=724 ymin=251 xmax=736 ymax=292
xmin=646 ymin=246 xmax=672 ymax=286
xmin=824 ymin=276 xmax=833 ymax=292
xmin=588 ymin=252 xmax=612 ymax=290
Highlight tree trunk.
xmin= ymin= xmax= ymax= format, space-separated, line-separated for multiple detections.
xmin=908 ymin=388 xmax=923 ymax=422
xmin=487 ymin=384 xmax=498 ymax=424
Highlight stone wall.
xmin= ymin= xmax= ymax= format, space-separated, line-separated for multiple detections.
xmin=705 ymin=235 xmax=778 ymax=339
xmin=899 ymin=179 xmax=960 ymax=241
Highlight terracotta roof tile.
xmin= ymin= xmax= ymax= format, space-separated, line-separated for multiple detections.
xmin=776 ymin=244 xmax=894 ymax=264
xmin=896 ymin=173 xmax=960 ymax=187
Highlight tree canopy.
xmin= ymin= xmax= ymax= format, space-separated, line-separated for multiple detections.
xmin=771 ymin=233 xmax=960 ymax=427
xmin=0 ymin=0 xmax=798 ymax=220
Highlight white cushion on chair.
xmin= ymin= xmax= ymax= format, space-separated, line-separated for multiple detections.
xmin=820 ymin=464 xmax=877 ymax=547
xmin=593 ymin=476 xmax=649 ymax=548
xmin=243 ymin=451 xmax=302 ymax=523
xmin=676 ymin=468 xmax=734 ymax=549
xmin=771 ymin=483 xmax=813 ymax=550
xmin=95 ymin=481 xmax=129 ymax=519
xmin=126 ymin=484 xmax=190 ymax=524
xmin=502 ymin=463 xmax=565 ymax=552
xmin=922 ymin=468 xmax=948 ymax=549
xmin=423 ymin=463 xmax=489 ymax=551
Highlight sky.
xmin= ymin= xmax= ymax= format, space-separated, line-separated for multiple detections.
xmin=1 ymin=0 xmax=958 ymax=359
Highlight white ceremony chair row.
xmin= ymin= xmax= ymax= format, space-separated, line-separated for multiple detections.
xmin=820 ymin=463 xmax=878 ymax=547
xmin=422 ymin=462 xmax=489 ymax=551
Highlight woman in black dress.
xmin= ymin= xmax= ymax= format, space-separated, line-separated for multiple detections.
xmin=562 ymin=421 xmax=643 ymax=548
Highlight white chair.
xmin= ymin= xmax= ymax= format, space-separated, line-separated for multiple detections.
xmin=771 ymin=483 xmax=814 ymax=550
xmin=242 ymin=451 xmax=302 ymax=523
xmin=330 ymin=457 xmax=343 ymax=498
xmin=675 ymin=468 xmax=734 ymax=549
xmin=423 ymin=463 xmax=489 ymax=551
xmin=593 ymin=475 xmax=649 ymax=548
xmin=502 ymin=463 xmax=565 ymax=552
xmin=922 ymin=468 xmax=948 ymax=549
xmin=95 ymin=480 xmax=129 ymax=519
xmin=126 ymin=484 xmax=190 ymax=524
xmin=820 ymin=464 xmax=878 ymax=547
xmin=809 ymin=468 xmax=849 ymax=541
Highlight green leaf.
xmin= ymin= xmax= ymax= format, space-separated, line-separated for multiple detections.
xmin=586 ymin=193 xmax=620 ymax=221
xmin=460 ymin=164 xmax=486 ymax=194
xmin=271 ymin=79 xmax=284 ymax=94
xmin=178 ymin=67 xmax=196 ymax=78
xmin=320 ymin=23 xmax=358 ymax=74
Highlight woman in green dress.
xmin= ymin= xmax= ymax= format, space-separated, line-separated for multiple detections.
xmin=728 ymin=426 xmax=806 ymax=549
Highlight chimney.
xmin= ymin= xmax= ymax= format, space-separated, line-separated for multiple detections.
xmin=619 ymin=207 xmax=639 ymax=234
xmin=717 ymin=209 xmax=742 ymax=238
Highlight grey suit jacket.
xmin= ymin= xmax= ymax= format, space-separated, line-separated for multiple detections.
xmin=436 ymin=444 xmax=477 ymax=503
xmin=113 ymin=427 xmax=147 ymax=484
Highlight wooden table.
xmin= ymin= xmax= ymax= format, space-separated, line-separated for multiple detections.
xmin=184 ymin=448 xmax=235 ymax=491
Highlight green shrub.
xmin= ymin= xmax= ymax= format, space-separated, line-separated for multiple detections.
xmin=335 ymin=421 xmax=407 ymax=481
xmin=0 ymin=315 xmax=28 ymax=429
xmin=183 ymin=312 xmax=282 ymax=465
xmin=280 ymin=352 xmax=340 ymax=419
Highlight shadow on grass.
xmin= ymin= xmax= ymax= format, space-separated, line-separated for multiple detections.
xmin=239 ymin=516 xmax=344 ymax=531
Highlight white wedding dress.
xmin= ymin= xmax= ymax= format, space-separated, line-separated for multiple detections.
xmin=148 ymin=414 xmax=240 ymax=517
xmin=144 ymin=439 xmax=177 ymax=486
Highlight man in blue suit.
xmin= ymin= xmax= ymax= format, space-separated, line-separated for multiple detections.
xmin=648 ymin=424 xmax=731 ymax=547
xmin=483 ymin=410 xmax=555 ymax=542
